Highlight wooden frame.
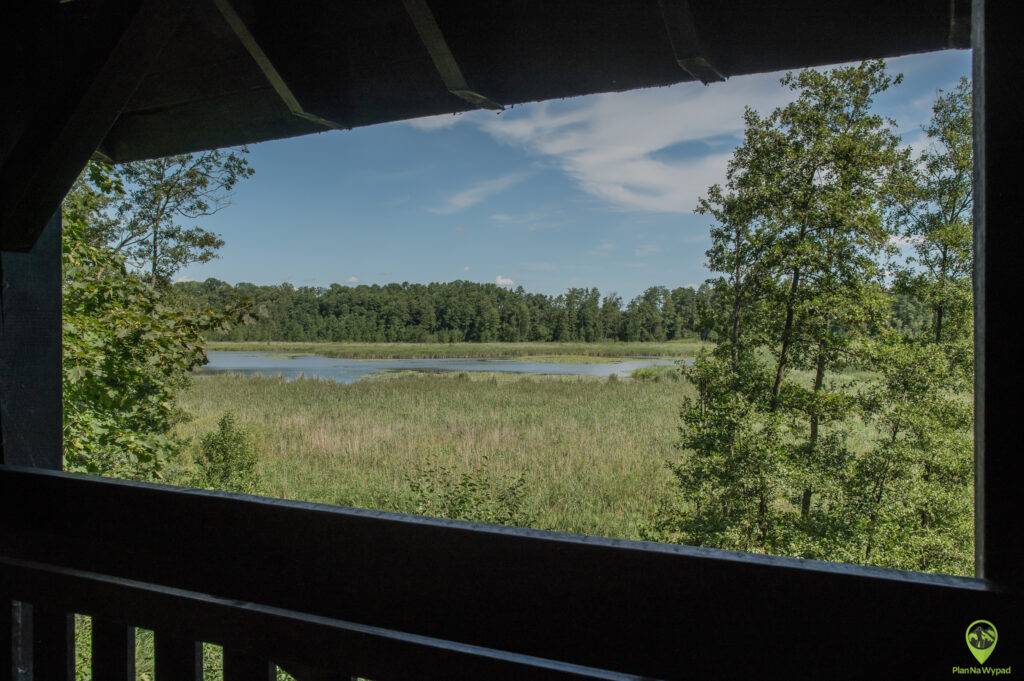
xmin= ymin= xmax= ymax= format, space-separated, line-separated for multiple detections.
xmin=1 ymin=1 xmax=1020 ymax=679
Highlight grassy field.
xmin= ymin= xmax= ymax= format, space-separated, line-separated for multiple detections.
xmin=175 ymin=369 xmax=691 ymax=539
xmin=205 ymin=339 xmax=708 ymax=361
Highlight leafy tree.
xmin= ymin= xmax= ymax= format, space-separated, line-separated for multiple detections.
xmin=63 ymin=162 xmax=253 ymax=479
xmin=84 ymin=150 xmax=253 ymax=284
xmin=652 ymin=62 xmax=974 ymax=574
xmin=898 ymin=77 xmax=973 ymax=345
xmin=842 ymin=335 xmax=973 ymax=573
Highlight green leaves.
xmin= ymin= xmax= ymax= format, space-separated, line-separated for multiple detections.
xmin=407 ymin=455 xmax=535 ymax=528
xmin=62 ymin=164 xmax=252 ymax=480
xmin=656 ymin=61 xmax=974 ymax=575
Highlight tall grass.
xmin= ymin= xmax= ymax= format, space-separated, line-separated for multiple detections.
xmin=175 ymin=372 xmax=691 ymax=539
xmin=205 ymin=339 xmax=707 ymax=361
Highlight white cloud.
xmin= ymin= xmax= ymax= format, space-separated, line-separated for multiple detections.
xmin=469 ymin=74 xmax=796 ymax=213
xmin=634 ymin=243 xmax=662 ymax=257
xmin=495 ymin=275 xmax=515 ymax=287
xmin=430 ymin=173 xmax=530 ymax=214
xmin=463 ymin=265 xmax=471 ymax=271
xmin=346 ymin=275 xmax=360 ymax=283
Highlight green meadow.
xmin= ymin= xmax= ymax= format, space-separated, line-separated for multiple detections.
xmin=175 ymin=365 xmax=691 ymax=539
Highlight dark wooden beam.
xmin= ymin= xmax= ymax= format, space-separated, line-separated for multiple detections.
xmin=0 ymin=0 xmax=188 ymax=252
xmin=0 ymin=556 xmax=630 ymax=681
xmin=212 ymin=0 xmax=343 ymax=130
xmin=1 ymin=467 xmax=1019 ymax=679
xmin=973 ymin=0 xmax=1024 ymax=591
xmin=0 ymin=213 xmax=62 ymax=468
xmin=402 ymin=0 xmax=503 ymax=110
xmin=658 ymin=0 xmax=725 ymax=85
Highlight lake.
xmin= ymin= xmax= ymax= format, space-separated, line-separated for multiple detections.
xmin=200 ymin=351 xmax=681 ymax=384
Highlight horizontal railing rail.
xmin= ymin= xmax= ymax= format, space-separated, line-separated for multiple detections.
xmin=0 ymin=465 xmax=1017 ymax=679
xmin=0 ymin=556 xmax=631 ymax=680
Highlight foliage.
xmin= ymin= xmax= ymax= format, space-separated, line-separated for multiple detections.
xmin=407 ymin=456 xmax=536 ymax=527
xmin=631 ymin=365 xmax=683 ymax=382
xmin=62 ymin=162 xmax=254 ymax=479
xmin=192 ymin=413 xmax=260 ymax=494
xmin=840 ymin=334 xmax=973 ymax=573
xmin=897 ymin=77 xmax=973 ymax=345
xmin=644 ymin=351 xmax=790 ymax=553
xmin=651 ymin=61 xmax=974 ymax=574
xmin=83 ymin=149 xmax=253 ymax=283
xmin=176 ymin=278 xmax=710 ymax=344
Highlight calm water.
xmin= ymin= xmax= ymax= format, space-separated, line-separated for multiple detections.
xmin=200 ymin=351 xmax=680 ymax=384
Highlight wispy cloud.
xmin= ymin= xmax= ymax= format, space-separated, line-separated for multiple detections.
xmin=472 ymin=75 xmax=795 ymax=213
xmin=407 ymin=53 xmax=964 ymax=217
xmin=489 ymin=208 xmax=565 ymax=232
xmin=634 ymin=243 xmax=662 ymax=257
xmin=346 ymin=275 xmax=360 ymax=283
xmin=430 ymin=173 xmax=530 ymax=215
xmin=495 ymin=275 xmax=515 ymax=287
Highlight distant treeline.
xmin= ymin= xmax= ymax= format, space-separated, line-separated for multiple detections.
xmin=172 ymin=279 xmax=712 ymax=343
xmin=175 ymin=278 xmax=930 ymax=344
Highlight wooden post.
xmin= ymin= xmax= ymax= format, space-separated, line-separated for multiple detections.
xmin=974 ymin=0 xmax=1024 ymax=590
xmin=1 ymin=210 xmax=64 ymax=680
xmin=0 ymin=210 xmax=62 ymax=468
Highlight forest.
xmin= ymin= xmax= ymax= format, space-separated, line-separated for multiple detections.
xmin=175 ymin=278 xmax=709 ymax=343
xmin=175 ymin=277 xmax=931 ymax=345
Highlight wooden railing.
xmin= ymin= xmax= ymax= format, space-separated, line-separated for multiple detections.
xmin=0 ymin=465 xmax=1015 ymax=680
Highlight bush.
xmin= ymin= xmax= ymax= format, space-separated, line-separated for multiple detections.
xmin=631 ymin=365 xmax=681 ymax=382
xmin=407 ymin=456 xmax=535 ymax=527
xmin=194 ymin=414 xmax=260 ymax=493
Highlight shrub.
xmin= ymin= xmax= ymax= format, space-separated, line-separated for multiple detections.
xmin=194 ymin=413 xmax=260 ymax=493
xmin=407 ymin=456 xmax=535 ymax=527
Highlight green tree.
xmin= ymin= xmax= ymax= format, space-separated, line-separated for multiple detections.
xmin=63 ymin=162 xmax=253 ymax=479
xmin=899 ymin=77 xmax=973 ymax=346
xmin=86 ymin=150 xmax=253 ymax=285
xmin=652 ymin=62 xmax=972 ymax=573
xmin=842 ymin=335 xmax=973 ymax=573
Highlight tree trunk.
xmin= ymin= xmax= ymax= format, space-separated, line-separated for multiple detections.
xmin=150 ymin=223 xmax=159 ymax=285
xmin=934 ymin=245 xmax=948 ymax=343
xmin=730 ymin=225 xmax=744 ymax=371
xmin=801 ymin=348 xmax=827 ymax=517
xmin=770 ymin=265 xmax=801 ymax=411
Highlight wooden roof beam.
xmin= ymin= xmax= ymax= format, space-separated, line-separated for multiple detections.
xmin=0 ymin=0 xmax=190 ymax=252
xmin=402 ymin=0 xmax=504 ymax=111
xmin=212 ymin=0 xmax=343 ymax=131
xmin=658 ymin=0 xmax=726 ymax=85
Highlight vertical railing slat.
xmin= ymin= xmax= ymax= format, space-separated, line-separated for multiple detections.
xmin=154 ymin=632 xmax=202 ymax=681
xmin=1 ymin=599 xmax=11 ymax=681
xmin=31 ymin=607 xmax=74 ymax=681
xmin=223 ymin=649 xmax=275 ymax=681
xmin=91 ymin=619 xmax=135 ymax=680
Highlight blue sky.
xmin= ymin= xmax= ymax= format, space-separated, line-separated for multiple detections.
xmin=177 ymin=50 xmax=971 ymax=300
